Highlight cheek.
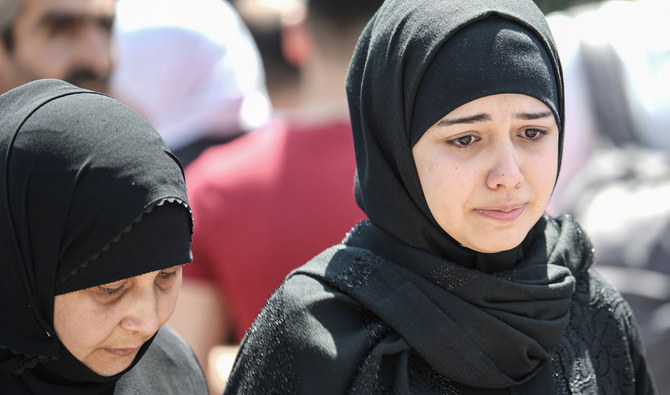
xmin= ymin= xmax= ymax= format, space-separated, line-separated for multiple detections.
xmin=529 ymin=151 xmax=559 ymax=198
xmin=54 ymin=296 xmax=116 ymax=357
xmin=420 ymin=160 xmax=474 ymax=222
xmin=157 ymin=285 xmax=181 ymax=324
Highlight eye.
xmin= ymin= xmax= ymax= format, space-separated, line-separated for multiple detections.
xmin=520 ymin=128 xmax=547 ymax=140
xmin=448 ymin=134 xmax=479 ymax=148
xmin=97 ymin=280 xmax=126 ymax=296
xmin=47 ymin=19 xmax=81 ymax=37
xmin=102 ymin=285 xmax=123 ymax=295
xmin=98 ymin=16 xmax=115 ymax=33
xmin=158 ymin=270 xmax=178 ymax=280
xmin=155 ymin=266 xmax=182 ymax=289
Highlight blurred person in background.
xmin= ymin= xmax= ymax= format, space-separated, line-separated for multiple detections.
xmin=0 ymin=0 xmax=115 ymax=94
xmin=231 ymin=0 xmax=302 ymax=112
xmin=168 ymin=0 xmax=382 ymax=391
xmin=547 ymin=0 xmax=670 ymax=392
xmin=110 ymin=0 xmax=271 ymax=167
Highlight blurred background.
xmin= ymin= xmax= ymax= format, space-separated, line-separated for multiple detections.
xmin=2 ymin=0 xmax=666 ymax=393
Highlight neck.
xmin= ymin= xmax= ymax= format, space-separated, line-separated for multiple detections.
xmin=291 ymin=49 xmax=351 ymax=124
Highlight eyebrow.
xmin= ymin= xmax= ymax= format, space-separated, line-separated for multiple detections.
xmin=38 ymin=11 xmax=84 ymax=27
xmin=37 ymin=11 xmax=115 ymax=30
xmin=514 ymin=110 xmax=554 ymax=120
xmin=437 ymin=114 xmax=491 ymax=127
xmin=436 ymin=110 xmax=553 ymax=127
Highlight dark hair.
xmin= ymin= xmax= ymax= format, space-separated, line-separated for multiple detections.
xmin=306 ymin=0 xmax=383 ymax=55
xmin=307 ymin=0 xmax=383 ymax=28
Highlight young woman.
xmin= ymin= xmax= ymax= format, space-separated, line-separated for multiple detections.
xmin=0 ymin=79 xmax=208 ymax=394
xmin=224 ymin=0 xmax=656 ymax=394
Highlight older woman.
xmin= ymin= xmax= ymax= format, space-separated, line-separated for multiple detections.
xmin=0 ymin=79 xmax=207 ymax=394
xmin=224 ymin=0 xmax=656 ymax=394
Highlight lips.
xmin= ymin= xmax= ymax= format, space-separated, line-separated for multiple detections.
xmin=475 ymin=204 xmax=525 ymax=222
xmin=104 ymin=346 xmax=141 ymax=357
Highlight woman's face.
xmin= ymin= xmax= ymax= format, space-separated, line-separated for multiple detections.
xmin=53 ymin=265 xmax=182 ymax=376
xmin=412 ymin=93 xmax=559 ymax=253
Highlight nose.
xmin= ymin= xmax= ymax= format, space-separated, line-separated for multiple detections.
xmin=119 ymin=287 xmax=162 ymax=336
xmin=486 ymin=140 xmax=524 ymax=190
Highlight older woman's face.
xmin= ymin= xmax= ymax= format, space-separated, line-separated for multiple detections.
xmin=412 ymin=93 xmax=558 ymax=253
xmin=53 ymin=265 xmax=182 ymax=376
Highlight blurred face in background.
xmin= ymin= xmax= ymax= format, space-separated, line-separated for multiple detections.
xmin=0 ymin=0 xmax=116 ymax=94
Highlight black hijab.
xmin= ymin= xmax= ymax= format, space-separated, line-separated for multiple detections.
xmin=334 ymin=0 xmax=587 ymax=389
xmin=346 ymin=0 xmax=565 ymax=270
xmin=0 ymin=79 xmax=193 ymax=394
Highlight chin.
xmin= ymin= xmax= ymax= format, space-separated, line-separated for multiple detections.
xmin=87 ymin=353 xmax=137 ymax=377
xmin=95 ymin=361 xmax=134 ymax=377
xmin=469 ymin=233 xmax=526 ymax=254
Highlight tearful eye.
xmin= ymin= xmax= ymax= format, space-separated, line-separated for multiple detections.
xmin=449 ymin=135 xmax=478 ymax=147
xmin=522 ymin=129 xmax=547 ymax=140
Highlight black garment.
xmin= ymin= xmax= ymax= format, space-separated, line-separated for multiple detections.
xmin=114 ymin=325 xmax=208 ymax=394
xmin=225 ymin=0 xmax=656 ymax=393
xmin=225 ymin=218 xmax=655 ymax=394
xmin=0 ymin=80 xmax=193 ymax=394
xmin=556 ymin=146 xmax=670 ymax=393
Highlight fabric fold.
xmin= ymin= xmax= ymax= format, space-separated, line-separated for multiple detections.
xmin=292 ymin=216 xmax=590 ymax=388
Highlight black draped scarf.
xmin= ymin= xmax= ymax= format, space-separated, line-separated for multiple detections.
xmin=301 ymin=216 xmax=593 ymax=389
xmin=227 ymin=0 xmax=595 ymax=392
xmin=0 ymin=79 xmax=192 ymax=394
xmin=225 ymin=215 xmax=594 ymax=392
xmin=337 ymin=0 xmax=578 ymax=389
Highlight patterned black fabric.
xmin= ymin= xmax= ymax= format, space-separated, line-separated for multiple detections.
xmin=225 ymin=218 xmax=656 ymax=394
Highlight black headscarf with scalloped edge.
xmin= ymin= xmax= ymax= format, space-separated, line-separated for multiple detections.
xmin=0 ymin=79 xmax=192 ymax=394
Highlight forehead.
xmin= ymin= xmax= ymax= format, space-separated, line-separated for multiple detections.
xmin=17 ymin=0 xmax=116 ymax=24
xmin=451 ymin=94 xmax=550 ymax=115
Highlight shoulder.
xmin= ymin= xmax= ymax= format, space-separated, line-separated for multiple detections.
xmin=560 ymin=269 xmax=655 ymax=394
xmin=255 ymin=245 xmax=377 ymax=350
xmin=570 ymin=268 xmax=638 ymax=340
xmin=225 ymin=246 xmax=385 ymax=394
xmin=145 ymin=324 xmax=207 ymax=367
xmin=114 ymin=325 xmax=208 ymax=394
xmin=574 ymin=268 xmax=630 ymax=317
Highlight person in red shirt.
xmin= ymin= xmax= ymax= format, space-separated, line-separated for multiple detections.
xmin=167 ymin=0 xmax=382 ymax=391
